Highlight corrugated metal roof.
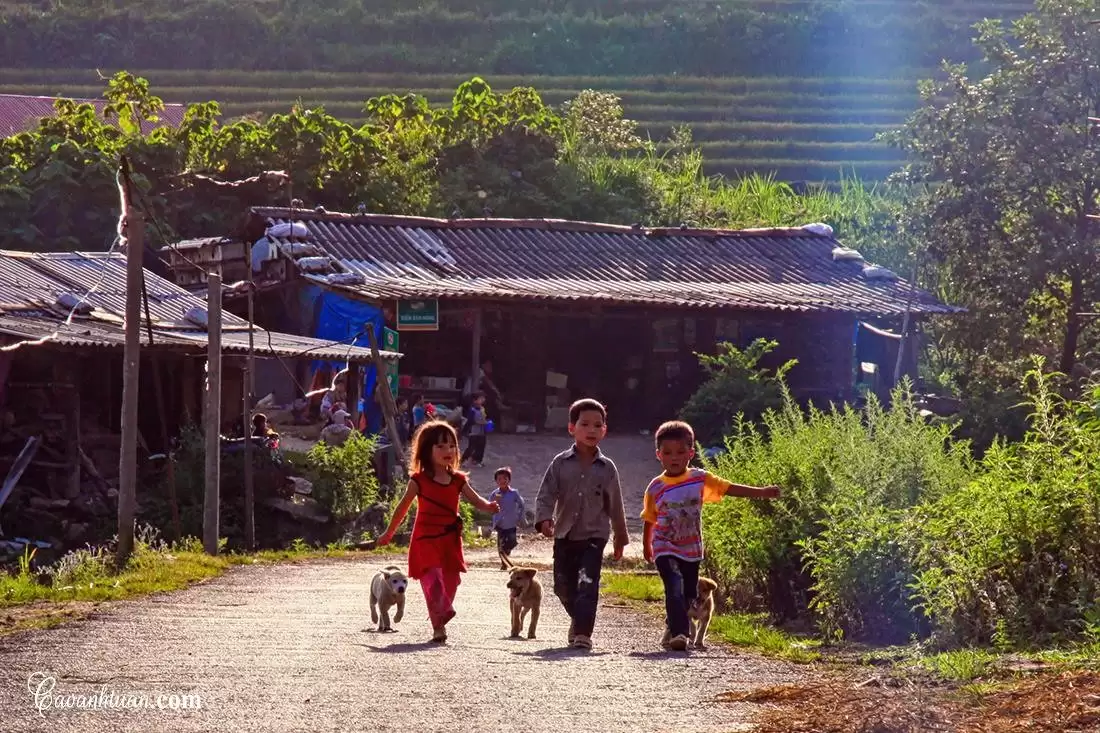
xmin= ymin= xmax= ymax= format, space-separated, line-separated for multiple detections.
xmin=0 ymin=250 xmax=399 ymax=363
xmin=251 ymin=207 xmax=960 ymax=316
xmin=0 ymin=94 xmax=186 ymax=136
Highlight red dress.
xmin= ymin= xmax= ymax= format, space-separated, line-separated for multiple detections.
xmin=407 ymin=471 xmax=468 ymax=579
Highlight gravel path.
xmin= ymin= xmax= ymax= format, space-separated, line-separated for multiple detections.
xmin=0 ymin=434 xmax=805 ymax=732
xmin=0 ymin=545 xmax=803 ymax=733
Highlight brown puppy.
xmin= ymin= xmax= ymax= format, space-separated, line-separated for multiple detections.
xmin=505 ymin=567 xmax=542 ymax=639
xmin=688 ymin=577 xmax=719 ymax=649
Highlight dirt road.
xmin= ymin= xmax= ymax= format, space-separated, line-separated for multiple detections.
xmin=0 ymin=544 xmax=802 ymax=733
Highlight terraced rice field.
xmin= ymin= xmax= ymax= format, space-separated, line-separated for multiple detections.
xmin=0 ymin=68 xmax=925 ymax=181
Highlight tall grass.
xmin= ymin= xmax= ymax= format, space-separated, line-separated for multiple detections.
xmin=698 ymin=365 xmax=1100 ymax=650
xmin=703 ymin=384 xmax=972 ymax=642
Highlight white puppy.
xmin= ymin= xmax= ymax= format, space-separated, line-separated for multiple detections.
xmin=370 ymin=566 xmax=408 ymax=632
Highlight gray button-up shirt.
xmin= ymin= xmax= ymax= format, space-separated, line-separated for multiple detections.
xmin=534 ymin=445 xmax=629 ymax=545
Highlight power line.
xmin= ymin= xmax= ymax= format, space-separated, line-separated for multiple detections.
xmin=0 ymin=165 xmax=130 ymax=352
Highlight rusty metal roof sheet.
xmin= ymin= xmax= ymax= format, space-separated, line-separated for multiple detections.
xmin=0 ymin=251 xmax=399 ymax=362
xmin=0 ymin=94 xmax=186 ymax=136
xmin=251 ymin=208 xmax=960 ymax=316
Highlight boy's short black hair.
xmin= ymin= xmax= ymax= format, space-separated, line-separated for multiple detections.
xmin=655 ymin=420 xmax=695 ymax=449
xmin=569 ymin=398 xmax=607 ymax=424
xmin=493 ymin=466 xmax=512 ymax=480
xmin=472 ymin=391 xmax=485 ymax=400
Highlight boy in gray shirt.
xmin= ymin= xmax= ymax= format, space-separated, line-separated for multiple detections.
xmin=489 ymin=466 xmax=526 ymax=569
xmin=534 ymin=398 xmax=629 ymax=650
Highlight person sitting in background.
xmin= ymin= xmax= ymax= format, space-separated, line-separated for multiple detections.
xmin=320 ymin=408 xmax=356 ymax=446
xmin=320 ymin=370 xmax=348 ymax=424
xmin=252 ymin=413 xmax=279 ymax=438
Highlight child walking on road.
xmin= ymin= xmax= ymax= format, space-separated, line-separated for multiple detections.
xmin=489 ymin=466 xmax=526 ymax=569
xmin=534 ymin=398 xmax=629 ymax=650
xmin=641 ymin=420 xmax=780 ymax=651
xmin=378 ymin=420 xmax=500 ymax=643
xmin=461 ymin=392 xmax=489 ymax=467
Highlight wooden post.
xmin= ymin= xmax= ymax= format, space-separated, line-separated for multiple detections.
xmin=346 ymin=362 xmax=361 ymax=427
xmin=117 ymin=156 xmax=143 ymax=566
xmin=470 ymin=306 xmax=482 ymax=395
xmin=152 ymin=356 xmax=181 ymax=542
xmin=366 ymin=328 xmax=404 ymax=465
xmin=893 ymin=262 xmax=919 ymax=387
xmin=203 ymin=273 xmax=223 ymax=556
xmin=242 ymin=239 xmax=256 ymax=551
xmin=55 ymin=362 xmax=81 ymax=500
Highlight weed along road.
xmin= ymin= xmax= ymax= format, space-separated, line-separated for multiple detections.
xmin=0 ymin=545 xmax=803 ymax=733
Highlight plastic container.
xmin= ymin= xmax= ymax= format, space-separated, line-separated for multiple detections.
xmin=485 ymin=420 xmax=495 ymax=433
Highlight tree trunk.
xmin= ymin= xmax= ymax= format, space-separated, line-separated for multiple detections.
xmin=1060 ymin=270 xmax=1084 ymax=375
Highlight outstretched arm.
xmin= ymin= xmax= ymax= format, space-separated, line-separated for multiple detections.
xmin=378 ymin=480 xmax=418 ymax=544
xmin=724 ymin=483 xmax=781 ymax=499
xmin=461 ymin=480 xmax=499 ymax=513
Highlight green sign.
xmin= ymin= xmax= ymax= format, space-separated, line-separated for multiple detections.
xmin=397 ymin=299 xmax=439 ymax=331
xmin=383 ymin=327 xmax=399 ymax=396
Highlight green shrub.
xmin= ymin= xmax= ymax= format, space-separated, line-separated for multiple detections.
xmin=305 ymin=432 xmax=382 ymax=520
xmin=703 ymin=382 xmax=973 ymax=642
xmin=910 ymin=366 xmax=1100 ymax=648
xmin=680 ymin=338 xmax=795 ymax=448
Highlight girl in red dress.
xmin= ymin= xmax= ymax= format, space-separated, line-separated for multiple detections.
xmin=378 ymin=420 xmax=499 ymax=643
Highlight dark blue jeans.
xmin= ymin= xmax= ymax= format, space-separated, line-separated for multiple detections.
xmin=656 ymin=555 xmax=700 ymax=639
xmin=496 ymin=527 xmax=518 ymax=555
xmin=553 ymin=538 xmax=607 ymax=637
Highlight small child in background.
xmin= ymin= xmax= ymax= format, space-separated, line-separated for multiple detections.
xmin=461 ymin=392 xmax=488 ymax=467
xmin=411 ymin=394 xmax=427 ymax=430
xmin=641 ymin=419 xmax=780 ymax=652
xmin=489 ymin=466 xmax=526 ymax=570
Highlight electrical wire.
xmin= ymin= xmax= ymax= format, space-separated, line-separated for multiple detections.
xmin=0 ymin=165 xmax=130 ymax=352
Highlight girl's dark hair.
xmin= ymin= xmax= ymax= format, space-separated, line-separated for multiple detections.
xmin=409 ymin=420 xmax=460 ymax=474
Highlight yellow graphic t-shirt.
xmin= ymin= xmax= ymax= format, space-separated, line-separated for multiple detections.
xmin=640 ymin=468 xmax=729 ymax=561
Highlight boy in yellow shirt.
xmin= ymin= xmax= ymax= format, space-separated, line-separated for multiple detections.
xmin=641 ymin=420 xmax=780 ymax=651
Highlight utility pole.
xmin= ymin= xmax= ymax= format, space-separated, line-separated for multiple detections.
xmin=203 ymin=273 xmax=223 ymax=555
xmin=242 ymin=239 xmax=256 ymax=551
xmin=116 ymin=156 xmax=143 ymax=566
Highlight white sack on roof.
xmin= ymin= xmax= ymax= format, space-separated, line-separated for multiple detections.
xmin=862 ymin=264 xmax=898 ymax=281
xmin=55 ymin=292 xmax=93 ymax=316
xmin=251 ymin=236 xmax=276 ymax=272
xmin=283 ymin=242 xmax=321 ymax=257
xmin=325 ymin=272 xmax=365 ymax=286
xmin=267 ymin=221 xmax=310 ymax=239
xmin=183 ymin=305 xmax=209 ymax=329
xmin=832 ymin=246 xmax=864 ymax=262
xmin=296 ymin=256 xmax=334 ymax=273
xmin=801 ymin=222 xmax=834 ymax=236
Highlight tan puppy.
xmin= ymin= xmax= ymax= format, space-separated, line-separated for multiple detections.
xmin=369 ymin=566 xmax=408 ymax=632
xmin=688 ymin=577 xmax=719 ymax=649
xmin=505 ymin=567 xmax=542 ymax=639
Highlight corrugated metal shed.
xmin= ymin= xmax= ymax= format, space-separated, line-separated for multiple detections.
xmin=0 ymin=250 xmax=399 ymax=363
xmin=249 ymin=207 xmax=960 ymax=317
xmin=0 ymin=94 xmax=186 ymax=136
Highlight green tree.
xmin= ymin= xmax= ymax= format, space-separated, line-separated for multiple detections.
xmin=886 ymin=0 xmax=1100 ymax=381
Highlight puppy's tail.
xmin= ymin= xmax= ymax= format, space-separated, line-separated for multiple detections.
xmin=499 ymin=551 xmax=515 ymax=569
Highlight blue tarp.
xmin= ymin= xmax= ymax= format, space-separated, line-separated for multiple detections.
xmin=302 ymin=284 xmax=385 ymax=435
